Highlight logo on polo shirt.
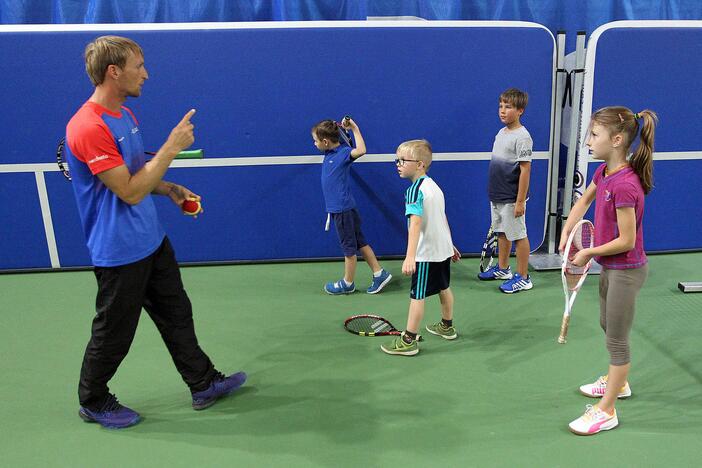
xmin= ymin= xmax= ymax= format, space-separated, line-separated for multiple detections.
xmin=605 ymin=190 xmax=612 ymax=201
xmin=131 ymin=127 xmax=139 ymax=134
xmin=88 ymin=154 xmax=109 ymax=164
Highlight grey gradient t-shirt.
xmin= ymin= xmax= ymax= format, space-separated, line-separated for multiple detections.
xmin=487 ymin=126 xmax=533 ymax=203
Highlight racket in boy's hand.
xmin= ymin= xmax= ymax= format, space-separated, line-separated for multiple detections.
xmin=479 ymin=226 xmax=497 ymax=272
xmin=344 ymin=314 xmax=422 ymax=340
xmin=337 ymin=115 xmax=353 ymax=147
xmin=558 ymin=219 xmax=595 ymax=344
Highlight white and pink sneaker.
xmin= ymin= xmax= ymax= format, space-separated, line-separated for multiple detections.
xmin=568 ymin=404 xmax=618 ymax=435
xmin=579 ymin=375 xmax=631 ymax=399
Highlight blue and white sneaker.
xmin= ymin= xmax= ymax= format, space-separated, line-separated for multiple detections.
xmin=499 ymin=273 xmax=533 ymax=293
xmin=367 ymin=269 xmax=392 ymax=294
xmin=478 ymin=265 xmax=513 ymax=281
xmin=324 ymin=279 xmax=356 ymax=295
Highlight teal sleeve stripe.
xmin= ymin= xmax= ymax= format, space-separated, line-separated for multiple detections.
xmin=406 ymin=177 xmax=425 ymax=204
xmin=405 ymin=190 xmax=424 ymax=217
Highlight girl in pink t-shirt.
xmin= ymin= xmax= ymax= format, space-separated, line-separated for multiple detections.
xmin=559 ymin=106 xmax=658 ymax=436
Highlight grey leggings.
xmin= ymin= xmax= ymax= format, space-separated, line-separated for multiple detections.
xmin=599 ymin=264 xmax=648 ymax=366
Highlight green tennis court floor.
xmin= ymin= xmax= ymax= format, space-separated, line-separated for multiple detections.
xmin=1 ymin=253 xmax=701 ymax=467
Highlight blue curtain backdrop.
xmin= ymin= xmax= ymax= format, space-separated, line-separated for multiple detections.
xmin=2 ymin=1 xmax=701 ymax=49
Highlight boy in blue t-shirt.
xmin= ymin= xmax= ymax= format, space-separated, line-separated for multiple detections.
xmin=311 ymin=118 xmax=391 ymax=295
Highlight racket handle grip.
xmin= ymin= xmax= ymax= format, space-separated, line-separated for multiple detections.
xmin=144 ymin=149 xmax=204 ymax=159
xmin=558 ymin=315 xmax=570 ymax=344
xmin=175 ymin=149 xmax=204 ymax=159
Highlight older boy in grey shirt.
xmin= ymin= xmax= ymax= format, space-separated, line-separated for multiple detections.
xmin=478 ymin=88 xmax=534 ymax=293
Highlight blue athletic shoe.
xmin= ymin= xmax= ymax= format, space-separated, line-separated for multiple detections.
xmin=192 ymin=371 xmax=247 ymax=410
xmin=78 ymin=394 xmax=141 ymax=429
xmin=367 ymin=269 xmax=392 ymax=294
xmin=324 ymin=279 xmax=356 ymax=295
xmin=499 ymin=273 xmax=533 ymax=294
xmin=478 ymin=265 xmax=513 ymax=281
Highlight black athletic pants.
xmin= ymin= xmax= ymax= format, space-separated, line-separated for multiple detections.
xmin=78 ymin=237 xmax=216 ymax=410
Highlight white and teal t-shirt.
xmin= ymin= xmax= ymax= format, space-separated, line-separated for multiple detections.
xmin=405 ymin=176 xmax=454 ymax=262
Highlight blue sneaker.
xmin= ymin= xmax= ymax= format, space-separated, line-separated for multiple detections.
xmin=367 ymin=269 xmax=392 ymax=294
xmin=192 ymin=371 xmax=247 ymax=410
xmin=499 ymin=273 xmax=533 ymax=294
xmin=78 ymin=394 xmax=141 ymax=429
xmin=478 ymin=265 xmax=513 ymax=281
xmin=324 ymin=279 xmax=355 ymax=295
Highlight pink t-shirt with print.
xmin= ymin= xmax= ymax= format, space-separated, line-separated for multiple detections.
xmin=592 ymin=163 xmax=647 ymax=269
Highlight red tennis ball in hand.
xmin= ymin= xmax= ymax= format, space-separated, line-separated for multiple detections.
xmin=181 ymin=198 xmax=202 ymax=216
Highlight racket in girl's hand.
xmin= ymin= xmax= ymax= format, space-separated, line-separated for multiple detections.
xmin=479 ymin=226 xmax=498 ymax=272
xmin=558 ymin=219 xmax=595 ymax=344
xmin=344 ymin=314 xmax=422 ymax=340
xmin=337 ymin=115 xmax=353 ymax=147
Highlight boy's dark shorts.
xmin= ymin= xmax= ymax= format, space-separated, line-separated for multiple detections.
xmin=410 ymin=257 xmax=451 ymax=300
xmin=333 ymin=209 xmax=368 ymax=257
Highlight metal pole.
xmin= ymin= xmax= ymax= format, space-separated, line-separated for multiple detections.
xmin=562 ymin=31 xmax=587 ymax=217
xmin=529 ymin=31 xmax=568 ymax=271
xmin=547 ymin=31 xmax=567 ymax=253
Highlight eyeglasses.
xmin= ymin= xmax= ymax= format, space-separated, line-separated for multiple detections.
xmin=394 ymin=158 xmax=421 ymax=167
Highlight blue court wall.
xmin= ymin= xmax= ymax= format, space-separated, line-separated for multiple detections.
xmin=0 ymin=22 xmax=554 ymax=270
xmin=581 ymin=22 xmax=702 ymax=251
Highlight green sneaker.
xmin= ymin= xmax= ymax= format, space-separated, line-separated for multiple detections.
xmin=380 ymin=333 xmax=419 ymax=356
xmin=425 ymin=321 xmax=457 ymax=340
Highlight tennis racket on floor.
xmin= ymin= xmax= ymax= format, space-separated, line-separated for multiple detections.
xmin=337 ymin=115 xmax=353 ymax=147
xmin=344 ymin=314 xmax=422 ymax=340
xmin=479 ymin=226 xmax=498 ymax=272
xmin=56 ymin=138 xmax=203 ymax=182
xmin=558 ymin=219 xmax=595 ymax=344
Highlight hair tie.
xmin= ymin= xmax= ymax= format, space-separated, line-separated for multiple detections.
xmin=634 ymin=112 xmax=641 ymax=120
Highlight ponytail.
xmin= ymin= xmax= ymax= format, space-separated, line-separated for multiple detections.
xmin=630 ymin=109 xmax=658 ymax=194
xmin=591 ymin=106 xmax=658 ymax=195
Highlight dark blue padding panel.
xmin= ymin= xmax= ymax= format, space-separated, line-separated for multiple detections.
xmin=44 ymin=172 xmax=92 ymax=267
xmin=589 ymin=26 xmax=702 ymax=251
xmin=1 ymin=24 xmax=554 ymax=268
xmin=586 ymin=160 xmax=702 ymax=252
xmin=149 ymin=160 xmax=548 ymax=262
xmin=0 ymin=173 xmax=51 ymax=269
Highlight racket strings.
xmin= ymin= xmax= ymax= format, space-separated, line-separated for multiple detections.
xmin=566 ymin=224 xmax=594 ymax=275
xmin=480 ymin=230 xmax=497 ymax=272
xmin=346 ymin=316 xmax=393 ymax=334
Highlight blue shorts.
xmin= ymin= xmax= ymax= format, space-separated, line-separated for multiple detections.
xmin=332 ymin=209 xmax=368 ymax=257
